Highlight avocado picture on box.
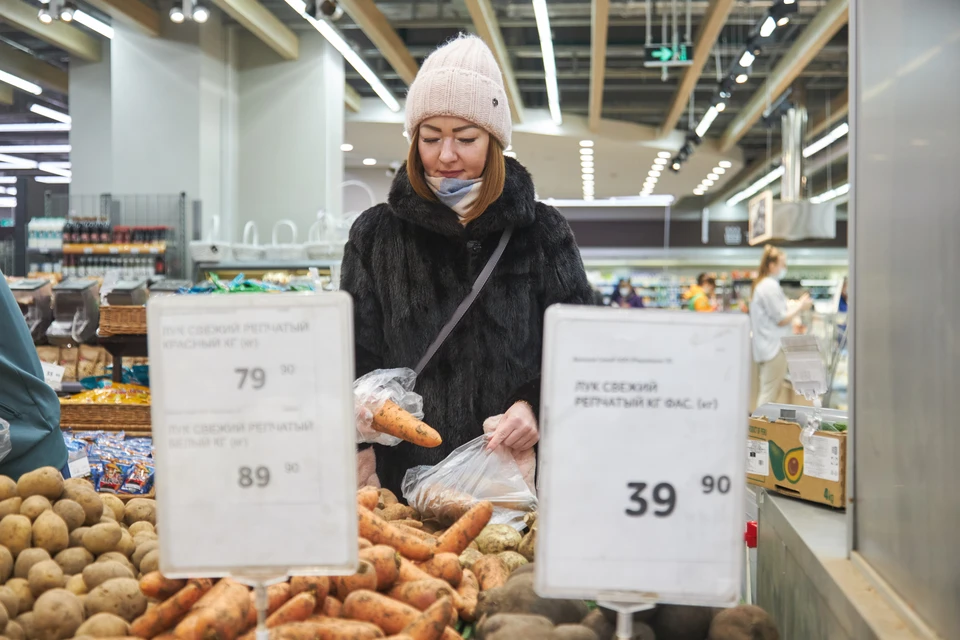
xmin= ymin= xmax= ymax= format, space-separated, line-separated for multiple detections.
xmin=747 ymin=406 xmax=847 ymax=508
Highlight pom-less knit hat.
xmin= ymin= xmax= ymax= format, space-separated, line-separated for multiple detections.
xmin=405 ymin=34 xmax=512 ymax=148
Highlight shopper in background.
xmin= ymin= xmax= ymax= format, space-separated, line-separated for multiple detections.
xmin=0 ymin=273 xmax=68 ymax=479
xmin=750 ymin=246 xmax=813 ymax=408
xmin=684 ymin=273 xmax=717 ymax=312
xmin=341 ymin=35 xmax=593 ymax=495
xmin=610 ymin=278 xmax=644 ymax=308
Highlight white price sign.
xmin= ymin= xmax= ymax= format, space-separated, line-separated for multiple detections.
xmin=40 ymin=362 xmax=64 ymax=391
xmin=536 ymin=306 xmax=750 ymax=606
xmin=148 ymin=294 xmax=357 ymax=578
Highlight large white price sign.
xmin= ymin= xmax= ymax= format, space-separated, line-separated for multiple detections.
xmin=148 ymin=293 xmax=357 ymax=578
xmin=536 ymin=306 xmax=750 ymax=606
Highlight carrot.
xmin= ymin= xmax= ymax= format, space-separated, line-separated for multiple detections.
xmin=342 ymin=591 xmax=461 ymax=640
xmin=371 ymin=400 xmax=442 ymax=448
xmin=192 ymin=578 xmax=239 ymax=609
xmin=394 ymin=525 xmax=435 ymax=542
xmin=139 ymin=572 xmax=189 ymax=600
xmin=435 ymin=502 xmax=493 ymax=555
xmin=289 ymin=576 xmax=331 ymax=602
xmin=333 ymin=560 xmax=378 ymax=599
xmin=393 ymin=519 xmax=424 ymax=530
xmin=320 ymin=596 xmax=342 ymax=618
xmin=154 ymin=634 xmax=176 ymax=640
xmin=174 ymin=579 xmax=251 ymax=640
xmin=416 ymin=554 xmax=462 ymax=588
xmin=387 ymin=580 xmax=461 ymax=618
xmin=359 ymin=545 xmax=401 ymax=590
xmin=454 ymin=570 xmax=478 ymax=623
xmin=130 ymin=578 xmax=212 ymax=638
xmin=359 ymin=538 xmax=374 ymax=550
xmin=358 ymin=507 xmax=437 ymax=561
xmin=266 ymin=619 xmax=386 ymax=639
xmin=357 ymin=487 xmax=381 ymax=511
xmin=244 ymin=582 xmax=292 ymax=628
xmin=398 ymin=558 xmax=435 ymax=584
xmin=472 ymin=555 xmax=509 ymax=591
xmin=402 ymin=597 xmax=453 ymax=640
xmin=266 ymin=593 xmax=317 ymax=626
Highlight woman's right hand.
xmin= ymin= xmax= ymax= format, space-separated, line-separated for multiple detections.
xmin=799 ymin=293 xmax=814 ymax=310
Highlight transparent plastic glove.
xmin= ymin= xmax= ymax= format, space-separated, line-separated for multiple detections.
xmin=483 ymin=414 xmax=536 ymax=493
xmin=354 ymin=368 xmax=424 ymax=446
xmin=0 ymin=418 xmax=10 ymax=464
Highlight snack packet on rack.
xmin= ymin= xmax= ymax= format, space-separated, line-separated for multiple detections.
xmin=121 ymin=457 xmax=154 ymax=494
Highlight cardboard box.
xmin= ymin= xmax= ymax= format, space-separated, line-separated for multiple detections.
xmin=747 ymin=417 xmax=847 ymax=508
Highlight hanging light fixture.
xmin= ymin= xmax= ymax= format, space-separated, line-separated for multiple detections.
xmin=169 ymin=2 xmax=185 ymax=23
xmin=192 ymin=2 xmax=210 ymax=23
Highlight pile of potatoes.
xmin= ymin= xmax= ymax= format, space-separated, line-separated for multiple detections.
xmin=0 ymin=466 xmax=159 ymax=640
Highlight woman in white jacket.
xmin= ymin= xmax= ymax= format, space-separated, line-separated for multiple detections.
xmin=750 ymin=245 xmax=813 ymax=408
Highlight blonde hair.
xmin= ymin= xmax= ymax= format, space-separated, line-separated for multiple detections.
xmin=753 ymin=245 xmax=784 ymax=293
xmin=406 ymin=126 xmax=506 ymax=224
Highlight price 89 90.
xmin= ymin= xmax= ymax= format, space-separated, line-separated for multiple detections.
xmin=624 ymin=475 xmax=731 ymax=518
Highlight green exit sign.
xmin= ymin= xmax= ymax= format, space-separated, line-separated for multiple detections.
xmin=644 ymin=44 xmax=693 ymax=67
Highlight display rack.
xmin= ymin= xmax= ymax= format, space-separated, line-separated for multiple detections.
xmin=194 ymin=259 xmax=340 ymax=284
xmin=99 ymin=333 xmax=148 ymax=383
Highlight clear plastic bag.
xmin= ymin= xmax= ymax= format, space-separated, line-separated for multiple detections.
xmin=402 ymin=434 xmax=538 ymax=530
xmin=0 ymin=418 xmax=11 ymax=465
xmin=354 ymin=368 xmax=424 ymax=446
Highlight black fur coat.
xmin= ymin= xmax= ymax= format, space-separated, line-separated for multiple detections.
xmin=340 ymin=157 xmax=593 ymax=495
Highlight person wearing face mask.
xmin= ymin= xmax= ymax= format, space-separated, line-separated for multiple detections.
xmin=611 ymin=278 xmax=644 ymax=308
xmin=340 ymin=35 xmax=593 ymax=495
xmin=750 ymin=245 xmax=813 ymax=408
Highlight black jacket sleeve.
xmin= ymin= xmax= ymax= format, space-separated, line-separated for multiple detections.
xmin=339 ymin=208 xmax=387 ymax=379
xmin=503 ymin=205 xmax=594 ymax=417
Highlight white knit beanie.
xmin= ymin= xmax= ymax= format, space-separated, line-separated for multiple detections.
xmin=405 ymin=34 xmax=512 ymax=148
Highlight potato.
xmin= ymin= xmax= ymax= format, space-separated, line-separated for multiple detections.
xmin=84 ymin=578 xmax=146 ymax=622
xmin=65 ymin=573 xmax=88 ymax=596
xmin=5 ymin=620 xmax=24 ymax=640
xmin=0 ymin=545 xmax=13 ymax=582
xmin=32 ymin=588 xmax=83 ymax=640
xmin=379 ymin=488 xmax=399 ymax=507
xmin=60 ymin=487 xmax=102 ymax=527
xmin=476 ymin=574 xmax=588 ymax=625
xmin=459 ymin=548 xmax=484 ymax=570
xmin=14 ymin=613 xmax=34 ymax=640
xmin=28 ymin=559 xmax=65 ymax=596
xmin=82 ymin=522 xmax=122 ymax=556
xmin=99 ymin=495 xmax=124 ymax=523
xmin=6 ymin=579 xmax=34 ymax=613
xmin=63 ymin=477 xmax=93 ymax=492
xmin=54 ymin=548 xmax=93 ymax=576
xmin=0 ymin=515 xmax=32 ymax=557
xmin=380 ymin=504 xmax=417 ymax=521
xmin=0 ymin=592 xmax=8 ymax=630
xmin=0 ymin=498 xmax=22 ymax=520
xmin=115 ymin=531 xmax=135 ymax=558
xmin=132 ymin=532 xmax=158 ymax=546
xmin=126 ymin=521 xmax=154 ymax=537
xmin=76 ymin=612 xmax=130 ymax=637
xmin=498 ymin=551 xmax=529 ymax=573
xmin=131 ymin=541 xmax=158 ymax=571
xmin=14 ymin=549 xmax=50 ymax=579
xmin=517 ymin=529 xmax=536 ymax=562
xmin=477 ymin=613 xmax=555 ymax=639
xmin=139 ymin=549 xmax=160 ymax=574
xmin=19 ymin=496 xmax=52 ymax=522
xmin=95 ymin=552 xmax=134 ymax=573
xmin=475 ymin=524 xmax=522 ymax=555
xmin=69 ymin=526 xmax=90 ymax=548
xmin=16 ymin=468 xmax=63 ymax=502
xmin=32 ymin=511 xmax=69 ymax=554
xmin=0 ymin=586 xmax=19 ymax=618
xmin=707 ymin=604 xmax=778 ymax=640
xmin=122 ymin=499 xmax=156 ymax=527
xmin=0 ymin=476 xmax=17 ymax=502
xmin=82 ymin=562 xmax=133 ymax=590
xmin=52 ymin=500 xmax=85 ymax=532
xmin=653 ymin=604 xmax=718 ymax=640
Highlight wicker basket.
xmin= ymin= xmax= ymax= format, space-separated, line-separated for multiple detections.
xmin=60 ymin=403 xmax=151 ymax=428
xmin=99 ymin=305 xmax=147 ymax=336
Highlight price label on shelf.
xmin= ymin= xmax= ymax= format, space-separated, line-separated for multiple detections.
xmin=536 ymin=306 xmax=750 ymax=607
xmin=83 ymin=247 xmax=93 ymax=254
xmin=40 ymin=362 xmax=64 ymax=391
xmin=148 ymin=294 xmax=358 ymax=578
xmin=109 ymin=247 xmax=119 ymax=254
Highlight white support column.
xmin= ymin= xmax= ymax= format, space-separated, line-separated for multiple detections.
xmin=69 ymin=41 xmax=112 ymax=196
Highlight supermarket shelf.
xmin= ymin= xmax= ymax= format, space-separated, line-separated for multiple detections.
xmin=98 ymin=334 xmax=148 ymax=383
xmin=28 ymin=247 xmax=64 ymax=254
xmin=64 ymin=243 xmax=166 ymax=255
xmin=195 ymin=259 xmax=341 ymax=270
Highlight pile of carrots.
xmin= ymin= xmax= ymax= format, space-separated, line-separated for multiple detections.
xmin=122 ymin=488 xmax=502 ymax=640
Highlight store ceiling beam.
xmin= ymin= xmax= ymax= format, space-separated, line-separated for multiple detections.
xmin=806 ymin=90 xmax=848 ymax=140
xmin=83 ymin=0 xmax=160 ymax=37
xmin=0 ymin=42 xmax=69 ymax=95
xmin=336 ymin=0 xmax=419 ymax=86
xmin=660 ymin=0 xmax=735 ymax=135
xmin=344 ymin=83 xmax=361 ymax=113
xmin=209 ymin=0 xmax=298 ymax=60
xmin=587 ymin=0 xmax=610 ymax=131
xmin=0 ymin=0 xmax=101 ymax=62
xmin=718 ymin=0 xmax=848 ymax=152
xmin=465 ymin=0 xmax=524 ymax=123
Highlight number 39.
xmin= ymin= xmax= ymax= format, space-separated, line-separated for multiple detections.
xmin=625 ymin=482 xmax=676 ymax=517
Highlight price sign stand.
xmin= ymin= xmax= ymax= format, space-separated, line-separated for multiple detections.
xmin=535 ymin=306 xmax=752 ymax=631
xmin=147 ymin=293 xmax=358 ymax=591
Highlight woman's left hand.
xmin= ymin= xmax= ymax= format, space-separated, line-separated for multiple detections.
xmin=487 ymin=401 xmax=539 ymax=452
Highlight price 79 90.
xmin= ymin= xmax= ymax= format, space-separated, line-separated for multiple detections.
xmin=625 ymin=475 xmax=731 ymax=518
xmin=235 ymin=365 xmax=295 ymax=390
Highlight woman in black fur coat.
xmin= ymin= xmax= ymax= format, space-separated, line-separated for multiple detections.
xmin=340 ymin=35 xmax=593 ymax=496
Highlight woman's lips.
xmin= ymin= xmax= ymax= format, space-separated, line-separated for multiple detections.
xmin=438 ymin=170 xmax=463 ymax=178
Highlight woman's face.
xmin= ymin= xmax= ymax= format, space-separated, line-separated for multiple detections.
xmin=418 ymin=116 xmax=490 ymax=180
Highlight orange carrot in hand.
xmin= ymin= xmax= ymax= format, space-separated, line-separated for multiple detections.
xmin=372 ymin=400 xmax=442 ymax=448
xmin=435 ymin=502 xmax=493 ymax=555
xmin=358 ymin=507 xmax=437 ymax=561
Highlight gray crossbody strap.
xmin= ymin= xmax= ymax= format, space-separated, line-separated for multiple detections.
xmin=415 ymin=225 xmax=514 ymax=376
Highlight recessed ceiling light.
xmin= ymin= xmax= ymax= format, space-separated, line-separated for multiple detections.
xmin=702 ymin=179 xmax=714 ymax=186
xmin=582 ymin=178 xmax=595 ymax=184
xmin=582 ymin=167 xmax=594 ymax=174
xmin=736 ymin=74 xmax=749 ymax=84
xmin=654 ymin=158 xmax=668 ymax=165
xmin=716 ymin=102 xmax=726 ymax=112
xmin=707 ymin=173 xmax=719 ymax=180
xmin=672 ymin=162 xmax=681 ymax=170
xmin=580 ymin=148 xmax=594 ymax=156
xmin=363 ymin=158 xmax=376 ymax=166
xmin=719 ymin=161 xmax=732 ymax=168
xmin=648 ymin=170 xmax=661 ymax=178
xmin=579 ymin=140 xmax=594 ymax=148
xmin=581 ymin=161 xmax=594 ymax=168
xmin=657 ymin=151 xmax=671 ymax=158
xmin=584 ymin=195 xmax=594 ymax=201
xmin=340 ymin=143 xmax=353 ymax=152
xmin=694 ymin=189 xmax=704 ymax=195
xmin=714 ymin=167 xmax=726 ymax=174
xmin=777 ymin=16 xmax=790 ymax=26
